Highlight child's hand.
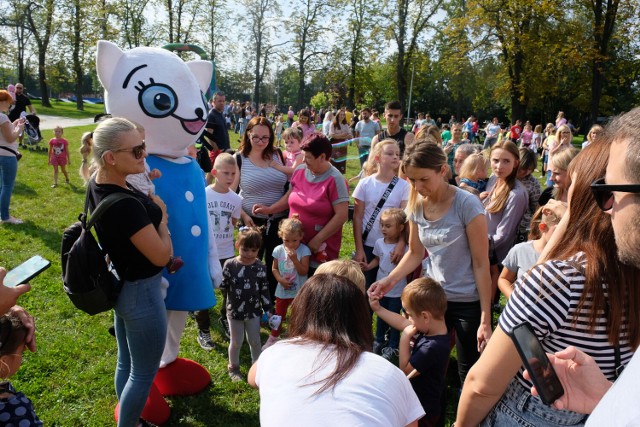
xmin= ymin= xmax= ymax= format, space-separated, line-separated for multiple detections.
xmin=358 ymin=261 xmax=369 ymax=271
xmin=368 ymin=293 xmax=381 ymax=311
xmin=148 ymin=168 xmax=162 ymax=180
xmin=403 ymin=323 xmax=418 ymax=338
xmin=285 ymin=248 xmax=298 ymax=260
xmin=479 ymin=191 xmax=489 ymax=200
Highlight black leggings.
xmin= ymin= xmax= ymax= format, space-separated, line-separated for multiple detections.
xmin=445 ymin=300 xmax=482 ymax=386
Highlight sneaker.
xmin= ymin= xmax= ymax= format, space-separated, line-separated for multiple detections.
xmin=219 ymin=316 xmax=231 ymax=339
xmin=197 ymin=329 xmax=215 ymax=351
xmin=381 ymin=347 xmax=399 ymax=361
xmin=228 ymin=366 xmax=243 ymax=382
xmin=372 ymin=341 xmax=384 ymax=355
xmin=51 ymin=184 xmax=57 ymax=188
xmin=1 ymin=217 xmax=23 ymax=225
xmin=263 ymin=334 xmax=280 ymax=350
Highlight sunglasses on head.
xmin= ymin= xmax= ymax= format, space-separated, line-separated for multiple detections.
xmin=590 ymin=177 xmax=640 ymax=211
xmin=114 ymin=141 xmax=146 ymax=159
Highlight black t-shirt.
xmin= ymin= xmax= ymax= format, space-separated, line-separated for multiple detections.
xmin=8 ymin=94 xmax=31 ymax=121
xmin=88 ymin=181 xmax=164 ymax=281
xmin=409 ymin=333 xmax=450 ymax=417
xmin=205 ymin=109 xmax=230 ymax=151
xmin=380 ymin=128 xmax=409 ymax=157
xmin=538 ymin=186 xmax=554 ymax=206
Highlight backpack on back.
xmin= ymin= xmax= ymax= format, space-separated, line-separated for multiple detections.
xmin=61 ymin=190 xmax=137 ymax=315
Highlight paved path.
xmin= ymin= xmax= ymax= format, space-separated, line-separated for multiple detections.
xmin=37 ymin=114 xmax=95 ymax=130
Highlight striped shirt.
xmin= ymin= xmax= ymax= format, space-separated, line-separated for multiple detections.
xmin=499 ymin=253 xmax=633 ymax=390
xmin=238 ymin=153 xmax=289 ymax=219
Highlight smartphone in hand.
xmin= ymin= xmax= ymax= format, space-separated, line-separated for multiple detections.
xmin=509 ymin=322 xmax=564 ymax=405
xmin=4 ymin=255 xmax=51 ymax=288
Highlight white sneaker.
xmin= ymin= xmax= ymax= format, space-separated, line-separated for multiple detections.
xmin=1 ymin=217 xmax=23 ymax=225
xmin=263 ymin=335 xmax=280 ymax=350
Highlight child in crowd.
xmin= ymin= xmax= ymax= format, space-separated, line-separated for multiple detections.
xmin=48 ymin=126 xmax=70 ymax=187
xmin=457 ymin=152 xmax=489 ymax=197
xmin=221 ymin=227 xmax=271 ymax=382
xmin=531 ymin=124 xmax=543 ymax=153
xmin=440 ymin=124 xmax=451 ymax=143
xmin=124 ymin=123 xmax=161 ymax=195
xmin=79 ymin=131 xmax=92 ymax=181
xmin=315 ymin=259 xmax=366 ymax=292
xmin=369 ymin=278 xmax=449 ymax=427
xmin=519 ymin=123 xmax=533 ymax=150
xmin=269 ymin=127 xmax=304 ymax=177
xmin=352 ymin=139 xmax=410 ymax=290
xmin=516 ymin=148 xmax=542 ymax=242
xmin=274 ymin=115 xmax=284 ymax=147
xmin=0 ymin=315 xmax=42 ymax=426
xmin=195 ymin=153 xmax=244 ymax=350
xmin=364 ymin=208 xmax=409 ymax=359
xmin=498 ymin=201 xmax=567 ymax=299
xmin=264 ymin=215 xmax=311 ymax=349
xmin=461 ymin=131 xmax=471 ymax=144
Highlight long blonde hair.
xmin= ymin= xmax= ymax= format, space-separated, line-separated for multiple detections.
xmin=486 ymin=140 xmax=520 ymax=214
xmin=364 ymin=138 xmax=398 ymax=176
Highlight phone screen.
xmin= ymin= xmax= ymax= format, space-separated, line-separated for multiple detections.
xmin=4 ymin=255 xmax=51 ymax=288
xmin=510 ymin=322 xmax=564 ymax=405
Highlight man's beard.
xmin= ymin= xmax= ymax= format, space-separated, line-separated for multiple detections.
xmin=617 ymin=219 xmax=640 ymax=269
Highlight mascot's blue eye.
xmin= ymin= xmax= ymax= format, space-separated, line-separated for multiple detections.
xmin=138 ymin=83 xmax=178 ymax=118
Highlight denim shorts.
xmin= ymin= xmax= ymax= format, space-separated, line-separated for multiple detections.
xmin=481 ymin=380 xmax=587 ymax=427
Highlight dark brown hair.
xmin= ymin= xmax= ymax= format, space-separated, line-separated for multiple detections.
xmin=238 ymin=116 xmax=275 ymax=160
xmin=288 ymin=273 xmax=373 ymax=394
xmin=0 ymin=315 xmax=27 ymax=375
xmin=301 ymin=133 xmax=331 ymax=159
xmin=486 ymin=140 xmax=520 ymax=214
xmin=544 ymin=139 xmax=640 ymax=347
xmin=236 ymin=226 xmax=263 ymax=250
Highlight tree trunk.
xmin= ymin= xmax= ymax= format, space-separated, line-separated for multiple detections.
xmin=73 ymin=0 xmax=84 ymax=111
xmin=38 ymin=51 xmax=50 ymax=108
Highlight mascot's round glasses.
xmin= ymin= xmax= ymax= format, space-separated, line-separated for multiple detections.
xmin=114 ymin=142 xmax=147 ymax=159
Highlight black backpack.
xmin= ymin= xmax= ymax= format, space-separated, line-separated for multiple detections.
xmin=61 ymin=190 xmax=137 ymax=315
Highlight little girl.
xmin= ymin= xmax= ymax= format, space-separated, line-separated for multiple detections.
xmin=519 ymin=123 xmax=533 ymax=150
xmin=352 ymin=139 xmax=410 ymax=290
xmin=0 ymin=315 xmax=43 ymax=426
xmin=221 ymin=227 xmax=271 ymax=382
xmin=48 ymin=126 xmax=70 ymax=187
xmin=531 ymin=124 xmax=543 ymax=153
xmin=79 ymin=131 xmax=93 ymax=181
xmin=498 ymin=201 xmax=566 ymax=299
xmin=457 ymin=152 xmax=489 ymax=197
xmin=364 ymin=208 xmax=409 ymax=360
xmin=269 ymin=127 xmax=304 ymax=177
xmin=275 ymin=115 xmax=284 ymax=147
xmin=263 ymin=215 xmax=311 ymax=349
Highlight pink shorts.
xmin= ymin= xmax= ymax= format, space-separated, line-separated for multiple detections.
xmin=49 ymin=154 xmax=68 ymax=166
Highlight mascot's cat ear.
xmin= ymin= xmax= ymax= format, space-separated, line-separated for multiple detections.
xmin=186 ymin=60 xmax=214 ymax=94
xmin=96 ymin=40 xmax=124 ymax=91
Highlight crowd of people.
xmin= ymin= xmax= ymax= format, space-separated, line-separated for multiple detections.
xmin=2 ymin=88 xmax=640 ymax=427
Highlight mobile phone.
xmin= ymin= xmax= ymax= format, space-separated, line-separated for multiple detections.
xmin=3 ymin=255 xmax=51 ymax=288
xmin=509 ymin=322 xmax=564 ymax=405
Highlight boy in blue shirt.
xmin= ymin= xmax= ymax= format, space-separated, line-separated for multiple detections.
xmin=369 ymin=277 xmax=450 ymax=427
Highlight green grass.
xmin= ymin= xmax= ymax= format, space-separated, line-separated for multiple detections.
xmin=2 ymin=122 xmax=560 ymax=425
xmin=31 ymin=100 xmax=105 ymax=119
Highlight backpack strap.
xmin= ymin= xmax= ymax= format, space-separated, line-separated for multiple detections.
xmin=85 ymin=192 xmax=138 ymax=230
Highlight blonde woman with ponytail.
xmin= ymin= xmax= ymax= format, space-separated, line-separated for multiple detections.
xmin=352 ymin=139 xmax=410 ymax=291
xmin=369 ymin=141 xmax=492 ymax=388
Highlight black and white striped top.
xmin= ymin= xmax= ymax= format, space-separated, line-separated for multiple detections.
xmin=238 ymin=153 xmax=289 ymax=219
xmin=499 ymin=253 xmax=634 ymax=389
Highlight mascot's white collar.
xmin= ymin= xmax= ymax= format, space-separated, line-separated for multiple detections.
xmin=96 ymin=40 xmax=212 ymax=159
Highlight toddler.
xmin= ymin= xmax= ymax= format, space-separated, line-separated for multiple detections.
xmin=498 ymin=201 xmax=566 ymax=299
xmin=0 ymin=315 xmax=42 ymax=426
xmin=315 ymin=259 xmax=366 ymax=293
xmin=48 ymin=126 xmax=70 ymax=187
xmin=519 ymin=124 xmax=533 ymax=150
xmin=269 ymin=127 xmax=304 ymax=177
xmin=458 ymin=153 xmax=489 ymax=197
xmin=364 ymin=208 xmax=409 ymax=359
xmin=369 ymin=278 xmax=449 ymax=427
xmin=264 ymin=215 xmax=311 ymax=349
xmin=221 ymin=227 xmax=271 ymax=382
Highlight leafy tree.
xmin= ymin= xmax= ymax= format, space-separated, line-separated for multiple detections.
xmin=25 ymin=0 xmax=55 ymax=107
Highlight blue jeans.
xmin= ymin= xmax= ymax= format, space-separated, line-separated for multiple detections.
xmin=0 ymin=155 xmax=18 ymax=220
xmin=481 ymin=379 xmax=587 ymax=427
xmin=375 ymin=296 xmax=403 ymax=349
xmin=358 ymin=145 xmax=370 ymax=167
xmin=362 ymin=244 xmax=378 ymax=291
xmin=114 ymin=272 xmax=167 ymax=427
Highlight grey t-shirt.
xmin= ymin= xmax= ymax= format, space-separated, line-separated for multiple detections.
xmin=502 ymin=241 xmax=539 ymax=282
xmin=355 ymin=120 xmax=380 ymax=145
xmin=410 ymin=188 xmax=486 ymax=302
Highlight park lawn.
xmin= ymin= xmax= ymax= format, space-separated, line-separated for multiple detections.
xmin=30 ymin=100 xmax=105 ymax=119
xmin=2 ymin=120 xmax=564 ymax=425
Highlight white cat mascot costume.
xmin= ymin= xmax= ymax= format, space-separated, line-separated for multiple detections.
xmin=96 ymin=40 xmax=222 ymax=425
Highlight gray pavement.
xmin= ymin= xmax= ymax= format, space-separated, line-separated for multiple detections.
xmin=37 ymin=114 xmax=95 ymax=130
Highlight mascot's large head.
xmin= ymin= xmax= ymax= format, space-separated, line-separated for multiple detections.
xmin=96 ymin=40 xmax=212 ymax=158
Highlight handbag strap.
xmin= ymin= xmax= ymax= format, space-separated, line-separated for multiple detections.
xmin=362 ymin=176 xmax=399 ymax=242
xmin=0 ymin=146 xmax=19 ymax=156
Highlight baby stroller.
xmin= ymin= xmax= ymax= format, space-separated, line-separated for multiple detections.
xmin=20 ymin=113 xmax=45 ymax=151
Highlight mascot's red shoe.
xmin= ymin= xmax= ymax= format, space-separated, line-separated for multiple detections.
xmin=154 ymin=357 xmax=211 ymax=396
xmin=114 ymin=382 xmax=170 ymax=426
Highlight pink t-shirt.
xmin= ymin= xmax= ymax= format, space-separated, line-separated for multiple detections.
xmin=289 ymin=165 xmax=350 ymax=265
xmin=284 ymin=150 xmax=301 ymax=168
xmin=520 ymin=130 xmax=533 ymax=146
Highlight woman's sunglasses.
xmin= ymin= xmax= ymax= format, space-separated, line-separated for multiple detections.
xmin=590 ymin=177 xmax=640 ymax=211
xmin=114 ymin=142 xmax=146 ymax=159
